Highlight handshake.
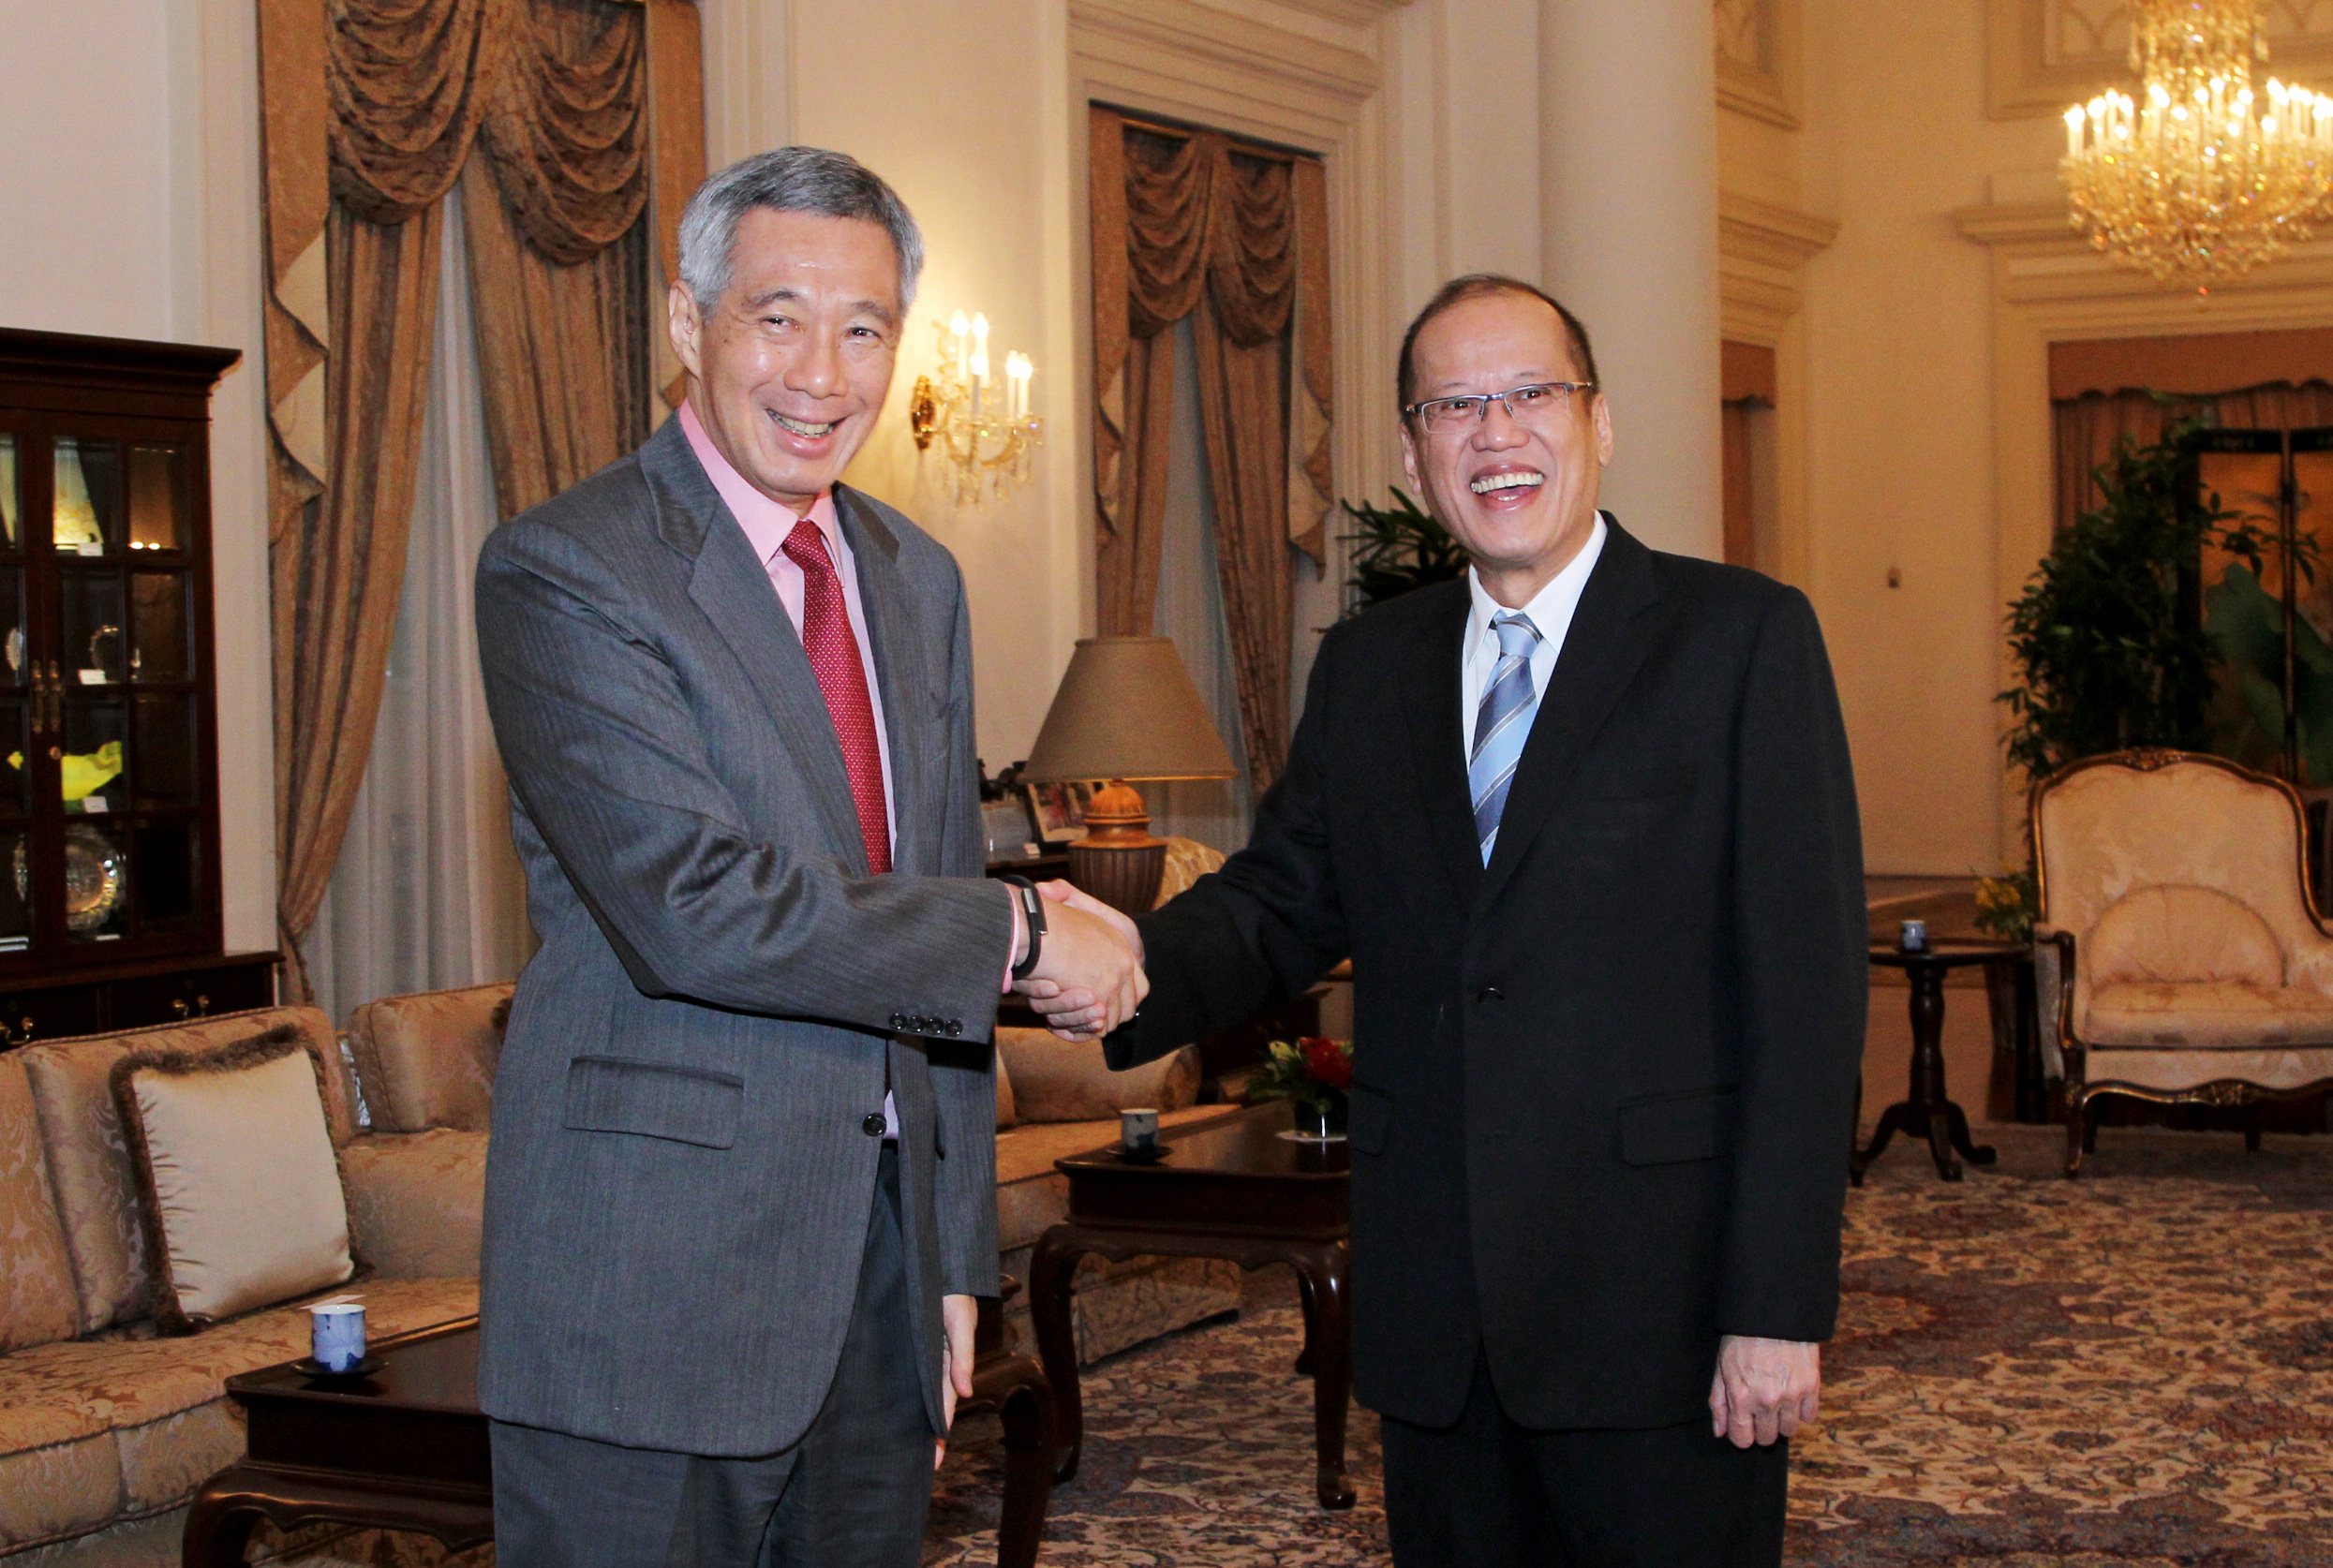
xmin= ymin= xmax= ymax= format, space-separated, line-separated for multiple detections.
xmin=1013 ymin=881 xmax=1149 ymax=1041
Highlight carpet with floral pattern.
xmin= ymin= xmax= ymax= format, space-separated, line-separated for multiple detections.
xmin=921 ymin=1124 xmax=2333 ymax=1567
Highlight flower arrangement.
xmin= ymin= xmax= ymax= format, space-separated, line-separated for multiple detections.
xmin=1973 ymin=867 xmax=2039 ymax=944
xmin=1247 ymin=1035 xmax=1354 ymax=1139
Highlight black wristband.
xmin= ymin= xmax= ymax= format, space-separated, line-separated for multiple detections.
xmin=1001 ymin=875 xmax=1046 ymax=982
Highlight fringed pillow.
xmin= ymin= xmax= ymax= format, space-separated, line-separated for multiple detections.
xmin=109 ymin=1022 xmax=354 ymax=1333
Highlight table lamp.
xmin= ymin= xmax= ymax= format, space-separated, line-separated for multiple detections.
xmin=1021 ymin=636 xmax=1238 ymax=915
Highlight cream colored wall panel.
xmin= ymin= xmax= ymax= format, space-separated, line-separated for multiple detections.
xmin=1989 ymin=0 xmax=2333 ymax=119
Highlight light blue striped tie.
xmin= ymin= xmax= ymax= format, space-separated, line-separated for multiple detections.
xmin=1470 ymin=612 xmax=1543 ymax=864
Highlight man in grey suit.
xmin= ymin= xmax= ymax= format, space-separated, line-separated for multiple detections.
xmin=472 ymin=148 xmax=1144 ymax=1568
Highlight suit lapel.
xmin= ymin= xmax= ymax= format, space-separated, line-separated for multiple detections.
xmin=834 ymin=485 xmax=938 ymax=876
xmin=1478 ymin=521 xmax=1664 ymax=911
xmin=1398 ymin=582 xmax=1486 ymax=911
xmin=643 ymin=422 xmax=870 ymax=867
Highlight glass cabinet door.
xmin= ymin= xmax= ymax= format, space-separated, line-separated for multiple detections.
xmin=33 ymin=433 xmax=201 ymax=952
xmin=0 ymin=433 xmax=27 ymax=954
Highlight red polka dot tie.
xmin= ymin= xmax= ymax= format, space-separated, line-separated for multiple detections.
xmin=780 ymin=517 xmax=891 ymax=875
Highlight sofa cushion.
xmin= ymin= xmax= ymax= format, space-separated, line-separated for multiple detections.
xmin=2086 ymin=980 xmax=2333 ymax=1047
xmin=111 ymin=1025 xmax=353 ymax=1332
xmin=20 ymin=1008 xmax=351 ymax=1336
xmin=994 ymin=1046 xmax=1018 ymax=1130
xmin=342 ymin=1129 xmax=487 ymax=1280
xmin=0 ymin=1277 xmax=478 ymax=1553
xmin=0 ymin=1054 xmax=80 ymax=1354
xmin=346 ymin=982 xmax=511 ymax=1134
xmin=996 ymin=1028 xmax=1199 ymax=1123
xmin=2088 ymin=884 xmax=2284 ymax=987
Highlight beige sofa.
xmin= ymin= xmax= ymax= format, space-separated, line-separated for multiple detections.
xmin=0 ymin=1007 xmax=483 ymax=1566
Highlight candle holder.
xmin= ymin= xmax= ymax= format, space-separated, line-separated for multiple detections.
xmin=909 ymin=314 xmax=1043 ymax=507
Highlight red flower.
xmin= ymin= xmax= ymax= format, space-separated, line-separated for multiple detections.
xmin=1301 ymin=1035 xmax=1353 ymax=1092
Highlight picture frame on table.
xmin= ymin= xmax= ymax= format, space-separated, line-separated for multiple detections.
xmin=1023 ymin=781 xmax=1092 ymax=844
xmin=982 ymin=800 xmax=1041 ymax=864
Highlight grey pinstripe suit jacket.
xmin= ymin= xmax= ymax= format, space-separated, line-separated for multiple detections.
xmin=471 ymin=416 xmax=1007 ymax=1457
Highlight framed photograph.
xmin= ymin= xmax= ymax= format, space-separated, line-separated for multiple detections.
xmin=981 ymin=801 xmax=1040 ymax=863
xmin=1023 ymin=781 xmax=1092 ymax=844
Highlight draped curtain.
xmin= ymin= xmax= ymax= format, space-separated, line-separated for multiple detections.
xmin=1089 ymin=105 xmax=1331 ymax=791
xmin=257 ymin=0 xmax=702 ymax=999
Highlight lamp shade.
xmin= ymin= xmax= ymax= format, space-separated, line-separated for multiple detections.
xmin=1021 ymin=636 xmax=1238 ymax=783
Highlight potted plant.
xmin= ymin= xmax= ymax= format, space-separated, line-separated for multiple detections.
xmin=1247 ymin=1035 xmax=1354 ymax=1140
xmin=1341 ymin=489 xmax=1467 ymax=613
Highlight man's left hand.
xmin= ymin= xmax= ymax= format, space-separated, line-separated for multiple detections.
xmin=1708 ymin=1335 xmax=1820 ymax=1449
xmin=936 ymin=1293 xmax=977 ymax=1470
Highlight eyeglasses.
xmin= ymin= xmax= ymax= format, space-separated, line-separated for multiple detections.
xmin=1404 ymin=381 xmax=1596 ymax=435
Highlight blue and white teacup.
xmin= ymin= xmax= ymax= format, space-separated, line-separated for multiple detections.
xmin=309 ymin=1301 xmax=367 ymax=1372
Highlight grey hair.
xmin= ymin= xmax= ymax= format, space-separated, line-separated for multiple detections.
xmin=676 ymin=147 xmax=925 ymax=316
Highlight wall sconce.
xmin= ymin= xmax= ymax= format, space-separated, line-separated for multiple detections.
xmin=909 ymin=311 xmax=1042 ymax=506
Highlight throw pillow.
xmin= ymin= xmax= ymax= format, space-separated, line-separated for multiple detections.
xmin=110 ymin=1023 xmax=354 ymax=1333
xmin=994 ymin=1028 xmax=1200 ymax=1123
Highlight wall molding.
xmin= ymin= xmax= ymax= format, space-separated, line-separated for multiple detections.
xmin=1718 ymin=189 xmax=1836 ymax=342
xmin=1987 ymin=0 xmax=2333 ymax=120
xmin=1958 ymin=197 xmax=2333 ymax=842
xmin=1716 ymin=0 xmax=1801 ymax=130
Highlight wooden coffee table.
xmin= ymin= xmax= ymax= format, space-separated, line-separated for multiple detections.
xmin=184 ymin=1295 xmax=1056 ymax=1567
xmin=1028 ymin=1099 xmax=1355 ymax=1510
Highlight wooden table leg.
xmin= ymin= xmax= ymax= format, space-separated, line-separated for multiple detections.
xmin=1028 ymin=1225 xmax=1088 ymax=1486
xmin=182 ymin=1472 xmax=265 ymax=1568
xmin=992 ymin=1375 xmax=1055 ymax=1568
xmin=1287 ymin=1239 xmax=1355 ymax=1510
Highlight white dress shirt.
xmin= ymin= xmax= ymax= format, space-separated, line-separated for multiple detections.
xmin=1458 ymin=511 xmax=1610 ymax=761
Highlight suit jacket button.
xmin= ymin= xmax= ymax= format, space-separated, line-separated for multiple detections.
xmin=861 ymin=1112 xmax=886 ymax=1137
xmin=945 ymin=1019 xmax=962 ymax=1036
xmin=1478 ymin=986 xmax=1504 ymax=1003
xmin=889 ymin=1013 xmax=907 ymax=1030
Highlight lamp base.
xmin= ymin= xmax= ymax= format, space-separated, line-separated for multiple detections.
xmin=1067 ymin=780 xmax=1167 ymax=916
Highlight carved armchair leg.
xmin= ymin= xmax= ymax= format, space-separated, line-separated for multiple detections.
xmin=2063 ymin=1089 xmax=2088 ymax=1179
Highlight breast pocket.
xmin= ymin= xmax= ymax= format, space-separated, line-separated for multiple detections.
xmin=562 ymin=1056 xmax=743 ymax=1150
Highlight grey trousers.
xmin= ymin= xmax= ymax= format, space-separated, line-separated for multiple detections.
xmin=490 ymin=1146 xmax=933 ymax=1568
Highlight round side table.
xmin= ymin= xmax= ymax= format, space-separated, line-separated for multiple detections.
xmin=1856 ymin=940 xmax=2021 ymax=1182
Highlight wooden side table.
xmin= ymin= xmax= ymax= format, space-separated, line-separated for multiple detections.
xmin=185 ymin=1294 xmax=1057 ymax=1568
xmin=1028 ymin=1099 xmax=1355 ymax=1510
xmin=1856 ymin=941 xmax=2019 ymax=1182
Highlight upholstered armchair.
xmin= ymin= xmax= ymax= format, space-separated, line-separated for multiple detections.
xmin=2034 ymin=749 xmax=2333 ymax=1176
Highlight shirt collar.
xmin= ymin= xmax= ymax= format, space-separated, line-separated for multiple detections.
xmin=677 ymin=400 xmax=842 ymax=567
xmin=1466 ymin=510 xmax=1610 ymax=653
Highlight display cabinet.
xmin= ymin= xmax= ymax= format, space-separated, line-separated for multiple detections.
xmin=0 ymin=328 xmax=275 ymax=1042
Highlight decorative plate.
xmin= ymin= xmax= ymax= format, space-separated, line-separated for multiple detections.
xmin=12 ymin=822 xmax=126 ymax=932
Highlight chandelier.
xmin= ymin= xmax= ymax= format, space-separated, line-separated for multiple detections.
xmin=2059 ymin=0 xmax=2333 ymax=290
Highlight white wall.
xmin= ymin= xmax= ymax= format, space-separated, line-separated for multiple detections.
xmin=0 ymin=0 xmax=275 ymax=952
xmin=791 ymin=0 xmax=1086 ymax=775
xmin=1799 ymin=0 xmax=2058 ymax=874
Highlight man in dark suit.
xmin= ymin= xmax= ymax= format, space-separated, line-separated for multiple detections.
xmin=473 ymin=149 xmax=1142 ymax=1568
xmin=1033 ymin=274 xmax=1865 ymax=1564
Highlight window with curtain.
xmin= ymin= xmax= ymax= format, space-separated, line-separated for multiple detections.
xmin=1087 ymin=104 xmax=1333 ymax=797
xmin=257 ymin=0 xmax=705 ymax=1007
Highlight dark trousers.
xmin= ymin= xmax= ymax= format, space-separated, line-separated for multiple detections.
xmin=1379 ymin=1353 xmax=1788 ymax=1568
xmin=490 ymin=1146 xmax=932 ymax=1568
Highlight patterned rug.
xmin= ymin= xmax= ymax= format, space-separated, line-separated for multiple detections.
xmin=923 ymin=1123 xmax=2333 ymax=1567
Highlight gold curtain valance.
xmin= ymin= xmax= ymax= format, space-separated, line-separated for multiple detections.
xmin=326 ymin=0 xmax=647 ymax=258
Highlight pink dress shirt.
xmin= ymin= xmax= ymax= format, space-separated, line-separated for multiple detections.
xmin=676 ymin=404 xmax=1022 ymax=1028
xmin=678 ymin=402 xmax=897 ymax=854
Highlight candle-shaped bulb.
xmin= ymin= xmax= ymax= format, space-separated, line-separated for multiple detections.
xmin=950 ymin=310 xmax=970 ymax=338
xmin=2065 ymin=105 xmax=2085 ymax=156
xmin=972 ymin=312 xmax=990 ymax=344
